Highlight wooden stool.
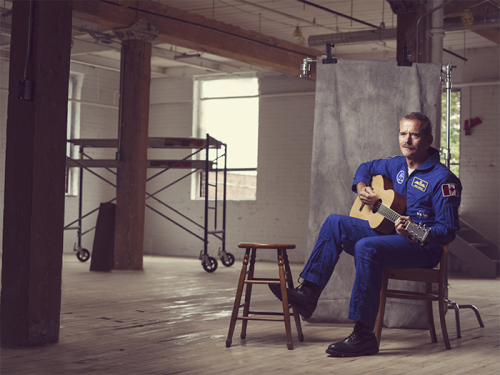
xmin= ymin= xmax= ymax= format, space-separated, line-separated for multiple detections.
xmin=226 ymin=242 xmax=304 ymax=350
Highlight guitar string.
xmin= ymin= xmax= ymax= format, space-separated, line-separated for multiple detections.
xmin=366 ymin=182 xmax=428 ymax=242
xmin=374 ymin=202 xmax=401 ymax=223
xmin=373 ymin=201 xmax=425 ymax=236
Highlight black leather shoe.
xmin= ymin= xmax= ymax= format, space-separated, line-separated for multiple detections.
xmin=326 ymin=321 xmax=379 ymax=357
xmin=268 ymin=279 xmax=322 ymax=319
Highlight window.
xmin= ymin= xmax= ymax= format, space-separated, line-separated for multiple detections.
xmin=194 ymin=77 xmax=259 ymax=200
xmin=65 ymin=73 xmax=84 ymax=195
xmin=441 ymin=91 xmax=461 ymax=177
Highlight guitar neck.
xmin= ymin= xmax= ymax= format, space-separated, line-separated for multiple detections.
xmin=373 ymin=201 xmax=401 ymax=224
xmin=373 ymin=200 xmax=429 ymax=245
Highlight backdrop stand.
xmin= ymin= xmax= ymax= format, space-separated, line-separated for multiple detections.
xmin=442 ymin=63 xmax=484 ymax=338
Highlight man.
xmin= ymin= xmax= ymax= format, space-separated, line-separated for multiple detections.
xmin=269 ymin=112 xmax=461 ymax=357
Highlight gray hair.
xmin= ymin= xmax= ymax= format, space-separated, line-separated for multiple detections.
xmin=401 ymin=112 xmax=433 ymax=138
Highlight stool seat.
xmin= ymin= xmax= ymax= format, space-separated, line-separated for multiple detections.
xmin=226 ymin=243 xmax=303 ymax=350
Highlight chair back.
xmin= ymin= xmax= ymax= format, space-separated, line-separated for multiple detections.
xmin=437 ymin=244 xmax=449 ymax=291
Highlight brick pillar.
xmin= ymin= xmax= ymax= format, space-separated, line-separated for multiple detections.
xmin=390 ymin=1 xmax=431 ymax=63
xmin=113 ymin=21 xmax=158 ymax=270
xmin=1 ymin=0 xmax=72 ymax=346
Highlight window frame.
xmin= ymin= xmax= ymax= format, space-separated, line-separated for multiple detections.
xmin=191 ymin=75 xmax=259 ymax=201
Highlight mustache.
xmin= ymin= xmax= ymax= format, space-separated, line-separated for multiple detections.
xmin=402 ymin=143 xmax=416 ymax=150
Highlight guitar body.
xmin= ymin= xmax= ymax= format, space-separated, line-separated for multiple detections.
xmin=349 ymin=175 xmax=407 ymax=235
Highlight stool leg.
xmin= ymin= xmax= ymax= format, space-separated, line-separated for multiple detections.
xmin=226 ymin=248 xmax=250 ymax=348
xmin=240 ymin=248 xmax=256 ymax=340
xmin=278 ymin=249 xmax=294 ymax=350
xmin=283 ymin=250 xmax=304 ymax=342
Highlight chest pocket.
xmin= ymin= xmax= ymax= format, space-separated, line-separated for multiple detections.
xmin=408 ymin=177 xmax=433 ymax=220
xmin=411 ymin=177 xmax=429 ymax=193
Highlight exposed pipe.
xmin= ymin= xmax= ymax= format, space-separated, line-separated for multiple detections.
xmin=309 ymin=28 xmax=396 ymax=46
xmin=443 ymin=48 xmax=467 ymax=61
xmin=296 ymin=0 xmax=380 ymax=29
xmin=308 ymin=13 xmax=500 ymax=47
xmin=452 ymin=79 xmax=500 ymax=87
xmin=416 ymin=0 xmax=455 ymax=63
xmin=22 ymin=0 xmax=34 ymax=81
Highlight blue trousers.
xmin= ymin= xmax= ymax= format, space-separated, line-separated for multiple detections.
xmin=300 ymin=215 xmax=442 ymax=327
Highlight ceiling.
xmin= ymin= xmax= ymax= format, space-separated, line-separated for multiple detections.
xmin=0 ymin=0 xmax=499 ymax=78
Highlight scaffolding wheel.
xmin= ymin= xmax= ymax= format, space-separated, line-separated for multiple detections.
xmin=74 ymin=244 xmax=90 ymax=263
xmin=218 ymin=248 xmax=235 ymax=267
xmin=200 ymin=251 xmax=218 ymax=273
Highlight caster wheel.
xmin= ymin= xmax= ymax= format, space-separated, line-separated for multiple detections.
xmin=76 ymin=248 xmax=90 ymax=262
xmin=202 ymin=257 xmax=218 ymax=273
xmin=221 ymin=252 xmax=235 ymax=267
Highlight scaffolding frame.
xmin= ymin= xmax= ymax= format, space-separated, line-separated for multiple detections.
xmin=63 ymin=134 xmax=231 ymax=272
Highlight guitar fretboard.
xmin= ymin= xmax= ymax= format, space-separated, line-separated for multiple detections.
xmin=373 ymin=200 xmax=402 ymax=224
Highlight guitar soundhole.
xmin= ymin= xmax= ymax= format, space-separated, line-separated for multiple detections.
xmin=372 ymin=199 xmax=382 ymax=214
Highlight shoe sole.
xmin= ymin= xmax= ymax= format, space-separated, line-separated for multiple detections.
xmin=268 ymin=284 xmax=313 ymax=319
xmin=325 ymin=347 xmax=379 ymax=357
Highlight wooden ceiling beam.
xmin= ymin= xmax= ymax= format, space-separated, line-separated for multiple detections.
xmin=71 ymin=0 xmax=323 ymax=77
xmin=472 ymin=28 xmax=500 ymax=44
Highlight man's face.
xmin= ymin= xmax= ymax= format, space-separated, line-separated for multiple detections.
xmin=399 ymin=119 xmax=433 ymax=161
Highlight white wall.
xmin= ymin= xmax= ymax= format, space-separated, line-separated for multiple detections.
xmin=0 ymin=60 xmax=317 ymax=263
xmin=63 ymin=63 xmax=120 ymax=254
xmin=143 ymin=74 xmax=316 ymax=263
xmin=1 ymin=45 xmax=498 ymax=266
xmin=442 ymin=46 xmax=500 ymax=246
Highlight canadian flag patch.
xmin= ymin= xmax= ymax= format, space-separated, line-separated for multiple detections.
xmin=442 ymin=183 xmax=459 ymax=197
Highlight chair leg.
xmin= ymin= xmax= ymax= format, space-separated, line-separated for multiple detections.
xmin=278 ymin=249 xmax=294 ymax=350
xmin=425 ymin=282 xmax=438 ymax=344
xmin=240 ymin=248 xmax=256 ymax=340
xmin=438 ymin=285 xmax=452 ymax=350
xmin=374 ymin=270 xmax=389 ymax=346
xmin=283 ymin=250 xmax=304 ymax=342
xmin=226 ymin=248 xmax=251 ymax=348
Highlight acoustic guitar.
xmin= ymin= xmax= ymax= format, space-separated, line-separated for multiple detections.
xmin=349 ymin=175 xmax=430 ymax=245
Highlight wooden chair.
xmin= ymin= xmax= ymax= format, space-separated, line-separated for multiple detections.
xmin=226 ymin=243 xmax=304 ymax=350
xmin=374 ymin=245 xmax=451 ymax=350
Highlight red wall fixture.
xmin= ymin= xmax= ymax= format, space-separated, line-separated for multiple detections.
xmin=464 ymin=117 xmax=482 ymax=135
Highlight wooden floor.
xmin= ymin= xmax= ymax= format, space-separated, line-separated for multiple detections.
xmin=1 ymin=254 xmax=499 ymax=375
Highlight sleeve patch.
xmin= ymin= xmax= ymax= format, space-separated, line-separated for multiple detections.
xmin=442 ymin=183 xmax=459 ymax=197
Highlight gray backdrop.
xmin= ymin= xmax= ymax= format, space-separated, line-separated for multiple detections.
xmin=306 ymin=58 xmax=442 ymax=328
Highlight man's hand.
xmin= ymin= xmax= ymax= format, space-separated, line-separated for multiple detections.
xmin=395 ymin=215 xmax=413 ymax=236
xmin=356 ymin=182 xmax=377 ymax=206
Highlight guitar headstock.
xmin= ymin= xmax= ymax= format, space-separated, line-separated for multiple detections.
xmin=406 ymin=222 xmax=430 ymax=245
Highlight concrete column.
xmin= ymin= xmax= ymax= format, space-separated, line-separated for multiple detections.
xmin=1 ymin=0 xmax=72 ymax=346
xmin=431 ymin=0 xmax=445 ymax=149
xmin=113 ymin=21 xmax=158 ymax=270
xmin=430 ymin=0 xmax=445 ymax=64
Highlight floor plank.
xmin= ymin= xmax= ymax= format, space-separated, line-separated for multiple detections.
xmin=1 ymin=255 xmax=499 ymax=374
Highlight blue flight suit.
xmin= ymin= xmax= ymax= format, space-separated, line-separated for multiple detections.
xmin=300 ymin=147 xmax=461 ymax=326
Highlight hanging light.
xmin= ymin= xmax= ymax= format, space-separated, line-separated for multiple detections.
xmin=461 ymin=8 xmax=474 ymax=27
xmin=293 ymin=25 xmax=305 ymax=46
xmin=293 ymin=25 xmax=303 ymax=37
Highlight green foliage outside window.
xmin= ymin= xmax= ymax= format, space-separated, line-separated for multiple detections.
xmin=441 ymin=91 xmax=461 ymax=177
